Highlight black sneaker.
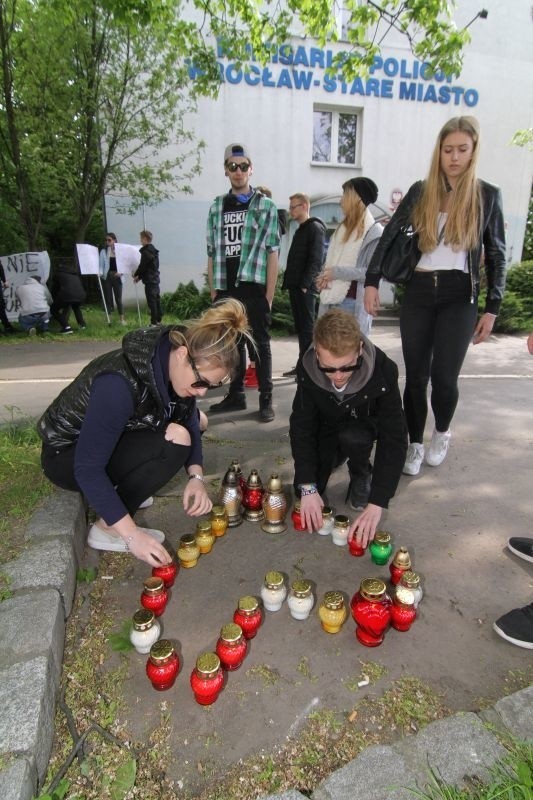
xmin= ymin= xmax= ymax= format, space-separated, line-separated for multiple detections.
xmin=507 ymin=537 xmax=533 ymax=564
xmin=61 ymin=326 xmax=74 ymax=335
xmin=282 ymin=366 xmax=297 ymax=377
xmin=493 ymin=604 xmax=533 ymax=650
xmin=209 ymin=392 xmax=246 ymax=414
xmin=347 ymin=467 xmax=372 ymax=511
xmin=259 ymin=393 xmax=274 ymax=422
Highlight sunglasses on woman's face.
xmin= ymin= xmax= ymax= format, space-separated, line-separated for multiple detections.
xmin=188 ymin=355 xmax=228 ymax=390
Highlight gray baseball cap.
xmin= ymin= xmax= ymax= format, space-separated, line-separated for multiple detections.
xmin=224 ymin=143 xmax=252 ymax=163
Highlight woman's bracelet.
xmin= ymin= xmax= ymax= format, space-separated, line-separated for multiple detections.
xmin=188 ymin=473 xmax=205 ymax=484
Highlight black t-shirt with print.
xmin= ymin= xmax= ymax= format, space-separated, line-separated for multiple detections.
xmin=222 ymin=192 xmax=264 ymax=298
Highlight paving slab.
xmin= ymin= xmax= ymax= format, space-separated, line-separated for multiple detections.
xmin=312 ymin=745 xmax=416 ymax=800
xmin=481 ymin=686 xmax=533 ymax=742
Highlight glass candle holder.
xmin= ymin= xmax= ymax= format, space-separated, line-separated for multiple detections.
xmin=152 ymin=561 xmax=178 ymax=588
xmin=146 ymin=639 xmax=179 ymax=690
xmin=215 ymin=622 xmax=247 ymax=670
xmin=261 ymin=473 xmax=288 ymax=534
xmin=391 ymin=586 xmax=417 ymax=631
xmin=331 ymin=514 xmax=350 ymax=546
xmin=260 ymin=570 xmax=286 ymax=611
xmin=350 ymin=578 xmax=392 ymax=647
xmin=195 ymin=520 xmax=215 ymax=554
xmin=210 ymin=505 xmax=229 ymax=538
xmin=242 ymin=468 xmax=265 ymax=522
xmin=287 ymin=579 xmax=314 ymax=621
xmin=177 ymin=533 xmax=200 ymax=568
xmin=318 ymin=591 xmax=347 ymax=633
xmin=190 ymin=652 xmax=224 ymax=705
xmin=389 ymin=546 xmax=412 ymax=585
xmin=316 ymin=506 xmax=335 ymax=536
xmin=369 ymin=531 xmax=393 ymax=565
xmin=233 ymin=595 xmax=263 ymax=639
xmin=140 ymin=576 xmax=169 ymax=617
xmin=130 ymin=608 xmax=161 ymax=654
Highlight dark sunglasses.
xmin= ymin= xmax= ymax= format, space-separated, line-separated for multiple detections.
xmin=226 ymin=162 xmax=251 ymax=173
xmin=188 ymin=354 xmax=228 ymax=390
xmin=316 ymin=354 xmax=363 ymax=374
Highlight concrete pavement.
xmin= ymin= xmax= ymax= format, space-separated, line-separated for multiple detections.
xmin=0 ymin=329 xmax=532 ymax=800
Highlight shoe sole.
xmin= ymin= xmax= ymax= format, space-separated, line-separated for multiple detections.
xmin=209 ymin=405 xmax=247 ymax=414
xmin=402 ymin=465 xmax=422 ymax=476
xmin=493 ymin=621 xmax=533 ymax=649
xmin=507 ymin=541 xmax=533 ymax=564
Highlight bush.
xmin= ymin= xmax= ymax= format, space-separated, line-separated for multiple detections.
xmin=493 ymin=261 xmax=533 ymax=333
xmin=161 ymin=280 xmax=210 ymax=322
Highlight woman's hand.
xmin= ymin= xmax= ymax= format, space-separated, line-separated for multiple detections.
xmin=364 ymin=286 xmax=381 ymax=316
xmin=315 ymin=268 xmax=332 ymax=291
xmin=347 ymin=503 xmax=382 ymax=550
xmin=124 ymin=528 xmax=171 ymax=567
xmin=183 ymin=477 xmax=212 ymax=517
xmin=300 ymin=492 xmax=324 ymax=532
xmin=472 ymin=312 xmax=496 ymax=344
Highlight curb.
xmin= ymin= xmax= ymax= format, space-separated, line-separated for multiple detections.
xmin=0 ymin=492 xmax=531 ymax=800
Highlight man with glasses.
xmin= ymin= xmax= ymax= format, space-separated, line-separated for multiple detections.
xmin=289 ymin=308 xmax=407 ymax=548
xmin=282 ymin=193 xmax=326 ymax=377
xmin=206 ymin=143 xmax=281 ymax=422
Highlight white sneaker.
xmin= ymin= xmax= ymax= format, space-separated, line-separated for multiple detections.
xmin=426 ymin=430 xmax=451 ymax=467
xmin=138 ymin=496 xmax=154 ymax=509
xmin=403 ymin=443 xmax=425 ymax=476
xmin=88 ymin=524 xmax=165 ymax=552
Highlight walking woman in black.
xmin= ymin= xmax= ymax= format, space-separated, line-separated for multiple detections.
xmin=364 ymin=116 xmax=506 ymax=476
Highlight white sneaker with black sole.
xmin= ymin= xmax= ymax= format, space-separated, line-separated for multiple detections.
xmin=402 ymin=443 xmax=425 ymax=476
xmin=426 ymin=429 xmax=451 ymax=467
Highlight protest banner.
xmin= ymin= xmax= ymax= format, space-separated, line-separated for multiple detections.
xmin=0 ymin=252 xmax=50 ymax=321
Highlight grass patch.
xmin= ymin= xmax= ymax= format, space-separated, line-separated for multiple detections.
xmin=0 ymin=415 xmax=54 ymax=564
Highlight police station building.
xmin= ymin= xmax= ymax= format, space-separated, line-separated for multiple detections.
xmin=107 ymin=0 xmax=533 ymax=302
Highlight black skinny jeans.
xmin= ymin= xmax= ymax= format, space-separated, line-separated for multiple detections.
xmin=216 ymin=292 xmax=273 ymax=395
xmin=144 ymin=282 xmax=162 ymax=324
xmin=41 ymin=428 xmax=190 ymax=518
xmin=288 ymin=287 xmax=317 ymax=359
xmin=103 ymin=271 xmax=124 ymax=315
xmin=400 ymin=270 xmax=478 ymax=444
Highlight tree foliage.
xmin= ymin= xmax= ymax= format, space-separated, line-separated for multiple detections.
xmin=0 ymin=0 xmax=473 ymax=253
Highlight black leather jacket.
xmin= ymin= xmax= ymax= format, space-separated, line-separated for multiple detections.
xmin=365 ymin=179 xmax=506 ymax=315
xmin=37 ymin=325 xmax=192 ymax=449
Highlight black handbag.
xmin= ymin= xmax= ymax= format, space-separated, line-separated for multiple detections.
xmin=379 ymin=222 xmax=420 ymax=285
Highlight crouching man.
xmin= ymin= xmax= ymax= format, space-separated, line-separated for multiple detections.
xmin=289 ymin=308 xmax=407 ymax=549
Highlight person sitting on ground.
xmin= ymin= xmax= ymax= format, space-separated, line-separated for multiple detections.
xmin=289 ymin=308 xmax=407 ymax=549
xmin=15 ymin=275 xmax=52 ymax=334
xmin=37 ymin=298 xmax=251 ymax=567
xmin=49 ymin=258 xmax=87 ymax=333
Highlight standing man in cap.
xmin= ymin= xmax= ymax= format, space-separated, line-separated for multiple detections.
xmin=281 ymin=193 xmax=327 ymax=377
xmin=206 ymin=143 xmax=281 ymax=422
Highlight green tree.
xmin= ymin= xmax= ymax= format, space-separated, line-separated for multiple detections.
xmin=0 ymin=0 xmax=473 ymax=253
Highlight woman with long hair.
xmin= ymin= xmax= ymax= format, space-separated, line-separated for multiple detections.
xmin=364 ymin=116 xmax=506 ymax=476
xmin=38 ymin=299 xmax=251 ymax=566
xmin=316 ymin=177 xmax=383 ymax=336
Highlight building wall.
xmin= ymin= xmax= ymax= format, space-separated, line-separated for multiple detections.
xmin=106 ymin=0 xmax=533 ymax=305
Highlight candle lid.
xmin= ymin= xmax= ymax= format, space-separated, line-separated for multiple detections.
xmin=211 ymin=504 xmax=227 ymax=518
xmin=373 ymin=530 xmax=392 ymax=545
xmin=238 ymin=595 xmax=259 ymax=613
xmin=395 ymin=586 xmax=415 ymax=606
xmin=321 ymin=506 xmax=334 ymax=518
xmin=143 ymin=576 xmax=165 ymax=595
xmin=230 ymin=459 xmax=242 ymax=475
xmin=196 ymin=651 xmax=221 ymax=676
xmin=293 ymin=500 xmax=301 ymax=512
xmin=333 ymin=514 xmax=349 ymax=528
xmin=220 ymin=622 xmax=243 ymax=642
xmin=195 ymin=520 xmax=212 ymax=534
xmin=245 ymin=469 xmax=263 ymax=488
xmin=267 ymin=473 xmax=283 ymax=492
xmin=400 ymin=570 xmax=420 ymax=589
xmin=291 ymin=579 xmax=311 ymax=597
xmin=323 ymin=590 xmax=344 ymax=610
xmin=264 ymin=570 xmax=284 ymax=588
xmin=149 ymin=639 xmax=174 ymax=662
xmin=392 ymin=546 xmax=411 ymax=568
xmin=179 ymin=533 xmax=196 ymax=547
xmin=132 ymin=608 xmax=155 ymax=630
xmin=360 ymin=577 xmax=387 ymax=601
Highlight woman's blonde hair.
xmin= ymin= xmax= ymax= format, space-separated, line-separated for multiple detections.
xmin=314 ymin=308 xmax=361 ymax=356
xmin=340 ymin=184 xmax=366 ymax=242
xmin=413 ymin=116 xmax=481 ymax=252
xmin=169 ymin=298 xmax=253 ymax=373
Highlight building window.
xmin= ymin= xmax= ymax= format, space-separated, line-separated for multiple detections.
xmin=312 ymin=108 xmax=359 ymax=165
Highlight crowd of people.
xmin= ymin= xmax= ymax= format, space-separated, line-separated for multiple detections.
xmin=4 ymin=116 xmax=530 ymax=649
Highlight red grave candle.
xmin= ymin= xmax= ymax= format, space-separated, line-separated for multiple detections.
xmin=140 ymin=576 xmax=168 ymax=617
xmin=152 ymin=561 xmax=178 ymax=588
xmin=349 ymin=538 xmax=366 ymax=557
xmin=291 ymin=501 xmax=306 ymax=531
xmin=350 ymin=578 xmax=392 ymax=647
xmin=233 ymin=595 xmax=263 ymax=639
xmin=146 ymin=639 xmax=179 ymax=690
xmin=190 ymin=652 xmax=224 ymax=705
xmin=389 ymin=546 xmax=412 ymax=586
xmin=390 ymin=587 xmax=417 ymax=632
xmin=215 ymin=622 xmax=247 ymax=670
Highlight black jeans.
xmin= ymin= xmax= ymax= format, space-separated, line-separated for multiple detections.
xmin=41 ymin=428 xmax=190 ymax=517
xmin=50 ymin=301 xmax=85 ymax=329
xmin=216 ymin=292 xmax=273 ymax=395
xmin=144 ymin=282 xmax=162 ymax=324
xmin=103 ymin=272 xmax=123 ymax=315
xmin=400 ymin=270 xmax=478 ymax=443
xmin=288 ymin=287 xmax=317 ymax=359
xmin=311 ymin=420 xmax=375 ymax=495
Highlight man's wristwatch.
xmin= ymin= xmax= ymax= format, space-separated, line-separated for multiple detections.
xmin=299 ymin=483 xmax=318 ymax=496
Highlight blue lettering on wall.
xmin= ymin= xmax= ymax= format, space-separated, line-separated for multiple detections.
xmin=186 ymin=45 xmax=479 ymax=105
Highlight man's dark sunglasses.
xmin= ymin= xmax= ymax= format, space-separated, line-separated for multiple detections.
xmin=226 ymin=162 xmax=251 ymax=173
xmin=188 ymin=355 xmax=228 ymax=390
xmin=316 ymin=354 xmax=363 ymax=374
